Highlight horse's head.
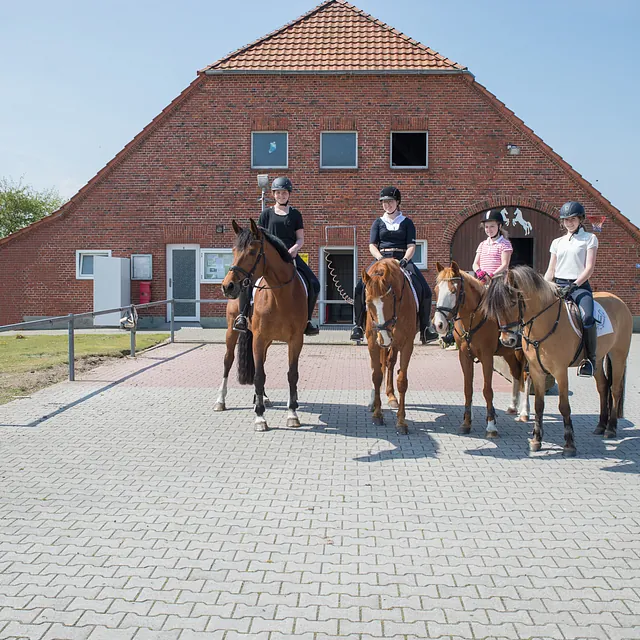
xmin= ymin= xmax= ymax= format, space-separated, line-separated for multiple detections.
xmin=362 ymin=259 xmax=403 ymax=348
xmin=221 ymin=219 xmax=265 ymax=299
xmin=483 ymin=270 xmax=522 ymax=347
xmin=433 ymin=261 xmax=464 ymax=335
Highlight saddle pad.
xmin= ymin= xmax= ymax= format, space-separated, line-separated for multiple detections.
xmin=399 ymin=267 xmax=419 ymax=309
xmin=252 ymin=272 xmax=307 ymax=305
xmin=565 ymin=299 xmax=614 ymax=338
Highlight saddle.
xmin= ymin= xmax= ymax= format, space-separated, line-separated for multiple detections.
xmin=564 ymin=298 xmax=613 ymax=339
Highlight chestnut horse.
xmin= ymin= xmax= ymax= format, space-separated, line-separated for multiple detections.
xmin=220 ymin=219 xmax=307 ymax=431
xmin=483 ymin=266 xmax=632 ymax=456
xmin=432 ymin=262 xmax=529 ymax=438
xmin=362 ymin=259 xmax=418 ymax=434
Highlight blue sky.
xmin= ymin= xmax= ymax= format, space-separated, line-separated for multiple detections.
xmin=1 ymin=0 xmax=638 ymax=228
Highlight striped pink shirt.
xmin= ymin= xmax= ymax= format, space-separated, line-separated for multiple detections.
xmin=475 ymin=235 xmax=512 ymax=274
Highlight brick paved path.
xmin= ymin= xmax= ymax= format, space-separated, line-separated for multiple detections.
xmin=1 ymin=338 xmax=639 ymax=639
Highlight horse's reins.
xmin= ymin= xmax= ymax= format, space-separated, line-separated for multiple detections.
xmin=369 ymin=274 xmax=406 ymax=345
xmin=229 ymin=232 xmax=296 ymax=294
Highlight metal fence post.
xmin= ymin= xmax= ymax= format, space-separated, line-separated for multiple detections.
xmin=68 ymin=314 xmax=75 ymax=381
xmin=170 ymin=300 xmax=175 ymax=343
xmin=130 ymin=306 xmax=136 ymax=357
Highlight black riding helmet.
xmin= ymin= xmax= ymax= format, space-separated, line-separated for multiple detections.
xmin=482 ymin=210 xmax=505 ymax=225
xmin=380 ymin=186 xmax=401 ymax=205
xmin=559 ymin=201 xmax=585 ymax=219
xmin=271 ymin=177 xmax=293 ymax=192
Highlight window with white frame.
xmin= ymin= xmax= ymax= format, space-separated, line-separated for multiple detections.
xmin=76 ymin=250 xmax=112 ymax=279
xmin=391 ymin=131 xmax=428 ymax=168
xmin=320 ymin=132 xmax=357 ymax=168
xmin=412 ymin=241 xmax=428 ymax=269
xmin=251 ymin=132 xmax=288 ymax=168
xmin=201 ymin=248 xmax=234 ymax=283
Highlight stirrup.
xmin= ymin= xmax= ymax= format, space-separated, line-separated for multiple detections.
xmin=421 ymin=328 xmax=439 ymax=344
xmin=577 ymin=359 xmax=595 ymax=378
xmin=304 ymin=322 xmax=320 ymax=336
xmin=350 ymin=325 xmax=364 ymax=341
xmin=233 ymin=315 xmax=248 ymax=333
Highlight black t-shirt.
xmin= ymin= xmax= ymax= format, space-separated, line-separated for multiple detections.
xmin=369 ymin=215 xmax=417 ymax=250
xmin=258 ymin=207 xmax=304 ymax=250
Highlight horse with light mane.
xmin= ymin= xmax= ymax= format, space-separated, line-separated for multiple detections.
xmin=483 ymin=266 xmax=632 ymax=456
xmin=362 ymin=259 xmax=418 ymax=434
xmin=220 ymin=219 xmax=307 ymax=431
xmin=433 ymin=261 xmax=529 ymax=438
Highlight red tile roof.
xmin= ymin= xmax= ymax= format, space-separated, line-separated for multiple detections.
xmin=201 ymin=0 xmax=466 ymax=73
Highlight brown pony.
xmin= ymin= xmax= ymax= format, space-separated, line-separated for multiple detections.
xmin=433 ymin=262 xmax=529 ymax=437
xmin=220 ymin=219 xmax=307 ymax=431
xmin=362 ymin=259 xmax=417 ymax=434
xmin=483 ymin=266 xmax=632 ymax=456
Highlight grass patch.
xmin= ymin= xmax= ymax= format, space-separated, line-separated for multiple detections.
xmin=0 ymin=333 xmax=168 ymax=404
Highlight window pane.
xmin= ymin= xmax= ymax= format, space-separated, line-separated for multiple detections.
xmin=252 ymin=132 xmax=287 ymax=168
xmin=80 ymin=255 xmax=94 ymax=275
xmin=413 ymin=244 xmax=423 ymax=264
xmin=391 ymin=132 xmax=427 ymax=167
xmin=321 ymin=132 xmax=357 ymax=168
xmin=203 ymin=251 xmax=234 ymax=281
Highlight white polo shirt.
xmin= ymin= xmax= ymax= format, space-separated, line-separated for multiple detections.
xmin=550 ymin=228 xmax=598 ymax=280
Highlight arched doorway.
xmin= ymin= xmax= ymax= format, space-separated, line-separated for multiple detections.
xmin=451 ymin=207 xmax=559 ymax=271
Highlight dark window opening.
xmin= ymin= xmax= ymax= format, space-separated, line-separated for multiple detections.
xmin=391 ymin=132 xmax=428 ymax=167
xmin=510 ymin=237 xmax=534 ymax=269
xmin=324 ymin=250 xmax=354 ymax=324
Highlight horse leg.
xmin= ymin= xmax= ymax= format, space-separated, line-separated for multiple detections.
xmin=214 ymin=328 xmax=238 ymax=411
xmin=518 ymin=373 xmax=531 ymax=422
xmin=370 ymin=345 xmax=384 ymax=425
xmin=253 ymin=338 xmax=268 ymax=432
xmin=480 ymin=354 xmax=498 ymax=438
xmin=593 ymin=360 xmax=609 ymax=435
xmin=286 ymin=337 xmax=304 ymax=428
xmin=605 ymin=356 xmax=626 ymax=439
xmin=395 ymin=343 xmax=413 ymax=436
xmin=529 ymin=367 xmax=547 ymax=452
xmin=386 ymin=347 xmax=399 ymax=409
xmin=459 ymin=348 xmax=474 ymax=434
xmin=556 ymin=369 xmax=576 ymax=456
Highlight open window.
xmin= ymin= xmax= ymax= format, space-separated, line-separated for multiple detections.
xmin=391 ymin=132 xmax=428 ymax=168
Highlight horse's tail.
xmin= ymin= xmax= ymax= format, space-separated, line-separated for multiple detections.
xmin=237 ymin=330 xmax=255 ymax=385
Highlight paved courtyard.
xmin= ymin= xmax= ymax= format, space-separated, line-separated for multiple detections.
xmin=1 ymin=336 xmax=640 ymax=639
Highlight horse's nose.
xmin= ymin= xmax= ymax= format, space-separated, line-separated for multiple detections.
xmin=501 ymin=334 xmax=516 ymax=348
xmin=222 ymin=281 xmax=235 ymax=297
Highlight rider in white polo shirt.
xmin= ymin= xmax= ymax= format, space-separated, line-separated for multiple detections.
xmin=544 ymin=201 xmax=599 ymax=377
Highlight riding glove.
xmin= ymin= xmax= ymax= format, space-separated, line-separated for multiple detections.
xmin=475 ymin=269 xmax=487 ymax=280
xmin=399 ymin=258 xmax=408 ymax=269
xmin=560 ymin=283 xmax=578 ymax=297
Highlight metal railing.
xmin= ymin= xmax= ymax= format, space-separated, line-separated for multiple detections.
xmin=0 ymin=297 xmax=353 ymax=382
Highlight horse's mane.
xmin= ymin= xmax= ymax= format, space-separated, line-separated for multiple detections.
xmin=366 ymin=259 xmax=400 ymax=298
xmin=436 ymin=267 xmax=485 ymax=297
xmin=483 ymin=265 xmax=558 ymax=319
xmin=235 ymin=227 xmax=293 ymax=264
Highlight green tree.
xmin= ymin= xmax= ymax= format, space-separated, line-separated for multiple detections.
xmin=0 ymin=177 xmax=66 ymax=238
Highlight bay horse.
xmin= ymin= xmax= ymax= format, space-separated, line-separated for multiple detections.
xmin=220 ymin=219 xmax=307 ymax=431
xmin=433 ymin=262 xmax=530 ymax=438
xmin=362 ymin=259 xmax=417 ymax=434
xmin=483 ymin=266 xmax=632 ymax=456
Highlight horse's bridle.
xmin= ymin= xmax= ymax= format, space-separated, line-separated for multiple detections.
xmin=229 ymin=233 xmax=295 ymax=293
xmin=435 ymin=276 xmax=464 ymax=321
xmin=369 ymin=276 xmax=406 ymax=346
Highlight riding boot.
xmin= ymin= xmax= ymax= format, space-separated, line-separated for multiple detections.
xmin=304 ymin=286 xmax=320 ymax=336
xmin=419 ymin=293 xmax=439 ymax=344
xmin=232 ymin=288 xmax=251 ymax=333
xmin=578 ymin=323 xmax=598 ymax=377
xmin=350 ymin=288 xmax=366 ymax=341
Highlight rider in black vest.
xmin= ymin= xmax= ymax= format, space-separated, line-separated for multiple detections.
xmin=350 ymin=187 xmax=439 ymax=344
xmin=233 ymin=177 xmax=320 ymax=336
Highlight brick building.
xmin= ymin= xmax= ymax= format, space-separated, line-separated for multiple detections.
xmin=1 ymin=0 xmax=639 ymax=328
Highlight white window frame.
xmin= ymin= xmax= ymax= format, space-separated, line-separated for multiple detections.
xmin=390 ymin=131 xmax=429 ymax=169
xmin=320 ymin=131 xmax=358 ymax=169
xmin=251 ymin=131 xmax=289 ymax=169
xmin=200 ymin=248 xmax=234 ymax=284
xmin=412 ymin=241 xmax=428 ymax=269
xmin=75 ymin=250 xmax=112 ymax=280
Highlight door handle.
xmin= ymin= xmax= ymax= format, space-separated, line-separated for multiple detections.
xmin=169 ymin=278 xmax=172 ymax=288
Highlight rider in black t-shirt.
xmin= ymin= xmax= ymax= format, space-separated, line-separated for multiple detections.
xmin=350 ymin=187 xmax=438 ymax=344
xmin=232 ymin=177 xmax=320 ymax=336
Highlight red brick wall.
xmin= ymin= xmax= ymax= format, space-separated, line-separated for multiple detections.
xmin=1 ymin=73 xmax=638 ymax=325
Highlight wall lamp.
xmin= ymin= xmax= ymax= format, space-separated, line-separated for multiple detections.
xmin=507 ymin=144 xmax=521 ymax=156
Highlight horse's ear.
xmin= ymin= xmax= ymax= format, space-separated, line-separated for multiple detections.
xmin=436 ymin=261 xmax=444 ymax=273
xmin=362 ymin=268 xmax=371 ymax=285
xmin=249 ymin=218 xmax=261 ymax=237
xmin=451 ymin=261 xmax=460 ymax=275
xmin=232 ymin=220 xmax=242 ymax=235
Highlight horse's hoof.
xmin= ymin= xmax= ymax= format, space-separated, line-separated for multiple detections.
xmin=396 ymin=424 xmax=408 ymax=435
xmin=603 ymin=430 xmax=617 ymax=440
xmin=486 ymin=430 xmax=499 ymax=439
xmin=593 ymin=425 xmax=606 ymax=435
xmin=213 ymin=402 xmax=226 ymax=412
xmin=388 ymin=399 xmax=399 ymax=410
xmin=563 ymin=446 xmax=577 ymax=457
xmin=264 ymin=398 xmax=272 ymax=408
xmin=372 ymin=416 xmax=384 ymax=426
xmin=287 ymin=418 xmax=301 ymax=429
xmin=254 ymin=422 xmax=269 ymax=432
xmin=459 ymin=425 xmax=472 ymax=435
xmin=506 ymin=407 xmax=517 ymax=415
xmin=529 ymin=440 xmax=542 ymax=452
xmin=517 ymin=415 xmax=529 ymax=423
